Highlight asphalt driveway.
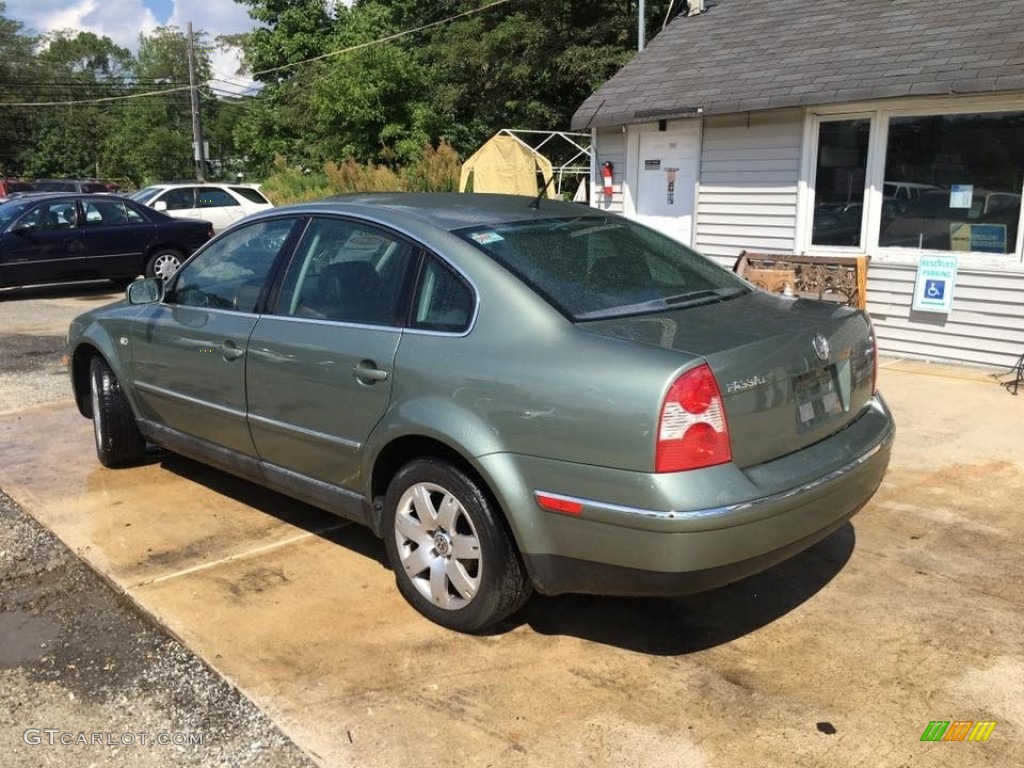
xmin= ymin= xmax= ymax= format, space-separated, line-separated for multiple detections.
xmin=1 ymin=283 xmax=1021 ymax=766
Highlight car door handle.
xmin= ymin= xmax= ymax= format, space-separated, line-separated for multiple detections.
xmin=353 ymin=360 xmax=389 ymax=384
xmin=221 ymin=341 xmax=245 ymax=362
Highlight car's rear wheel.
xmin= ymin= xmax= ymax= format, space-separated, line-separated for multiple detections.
xmin=145 ymin=249 xmax=183 ymax=282
xmin=89 ymin=356 xmax=146 ymax=468
xmin=383 ymin=459 xmax=531 ymax=632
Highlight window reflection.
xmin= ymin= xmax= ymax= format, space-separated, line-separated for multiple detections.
xmin=879 ymin=112 xmax=1024 ymax=253
xmin=812 ymin=119 xmax=870 ymax=247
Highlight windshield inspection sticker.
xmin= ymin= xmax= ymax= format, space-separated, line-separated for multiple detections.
xmin=470 ymin=231 xmax=504 ymax=245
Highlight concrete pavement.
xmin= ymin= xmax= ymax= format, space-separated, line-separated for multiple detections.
xmin=0 ymin=357 xmax=1021 ymax=766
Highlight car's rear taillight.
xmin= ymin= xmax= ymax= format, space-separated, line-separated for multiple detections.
xmin=656 ymin=363 xmax=731 ymax=473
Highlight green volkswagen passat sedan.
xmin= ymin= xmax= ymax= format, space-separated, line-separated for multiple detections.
xmin=67 ymin=194 xmax=894 ymax=632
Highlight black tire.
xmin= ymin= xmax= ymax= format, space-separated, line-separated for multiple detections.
xmin=145 ymin=249 xmax=183 ymax=282
xmin=89 ymin=356 xmax=146 ymax=468
xmin=383 ymin=459 xmax=531 ymax=632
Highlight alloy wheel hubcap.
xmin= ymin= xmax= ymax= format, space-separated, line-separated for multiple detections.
xmin=394 ymin=481 xmax=481 ymax=610
xmin=153 ymin=255 xmax=180 ymax=281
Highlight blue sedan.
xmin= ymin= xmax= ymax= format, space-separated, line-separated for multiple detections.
xmin=0 ymin=193 xmax=214 ymax=290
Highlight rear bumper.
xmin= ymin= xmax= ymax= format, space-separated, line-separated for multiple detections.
xmin=479 ymin=396 xmax=894 ymax=597
xmin=524 ymin=499 xmax=860 ymax=597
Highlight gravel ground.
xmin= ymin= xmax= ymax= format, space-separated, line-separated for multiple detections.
xmin=0 ymin=283 xmax=317 ymax=767
xmin=0 ymin=282 xmax=116 ymax=412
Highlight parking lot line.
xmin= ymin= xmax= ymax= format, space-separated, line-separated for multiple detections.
xmin=133 ymin=524 xmax=351 ymax=588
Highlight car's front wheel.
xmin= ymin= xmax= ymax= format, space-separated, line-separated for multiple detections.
xmin=145 ymin=249 xmax=183 ymax=282
xmin=383 ymin=459 xmax=531 ymax=632
xmin=89 ymin=356 xmax=146 ymax=468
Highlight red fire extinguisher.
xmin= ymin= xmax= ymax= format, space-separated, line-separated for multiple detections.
xmin=600 ymin=161 xmax=614 ymax=197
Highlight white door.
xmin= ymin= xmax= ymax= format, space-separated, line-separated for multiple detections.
xmin=633 ymin=123 xmax=700 ymax=245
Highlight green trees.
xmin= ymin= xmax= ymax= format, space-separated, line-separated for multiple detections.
xmin=0 ymin=0 xmax=683 ymax=188
xmin=230 ymin=0 xmax=684 ymax=182
xmin=0 ymin=4 xmax=225 ymax=185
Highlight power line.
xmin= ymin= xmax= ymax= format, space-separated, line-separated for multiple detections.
xmin=250 ymin=0 xmax=509 ymax=79
xmin=0 ymin=0 xmax=511 ymax=108
xmin=1 ymin=83 xmax=193 ymax=107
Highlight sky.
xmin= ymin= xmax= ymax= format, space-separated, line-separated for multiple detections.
xmin=5 ymin=0 xmax=260 ymax=95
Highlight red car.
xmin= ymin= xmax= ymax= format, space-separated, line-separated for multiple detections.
xmin=0 ymin=178 xmax=33 ymax=202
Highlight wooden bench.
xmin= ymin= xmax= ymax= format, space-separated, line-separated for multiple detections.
xmin=733 ymin=251 xmax=869 ymax=310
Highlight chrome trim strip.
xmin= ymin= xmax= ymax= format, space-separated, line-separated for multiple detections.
xmin=255 ymin=314 xmax=404 ymax=334
xmin=134 ymin=381 xmax=246 ymax=419
xmin=247 ymin=413 xmax=361 ymax=451
xmin=0 ymin=253 xmax=135 ymax=266
xmin=136 ymin=382 xmax=363 ymax=451
xmin=534 ymin=426 xmax=895 ymax=523
xmin=165 ymin=305 xmax=259 ymax=318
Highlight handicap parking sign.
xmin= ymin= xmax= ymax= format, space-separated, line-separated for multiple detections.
xmin=913 ymin=256 xmax=958 ymax=313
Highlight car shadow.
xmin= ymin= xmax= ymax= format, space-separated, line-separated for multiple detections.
xmin=157 ymin=452 xmax=389 ymax=568
xmin=152 ymin=452 xmax=853 ymax=653
xmin=509 ymin=524 xmax=855 ymax=655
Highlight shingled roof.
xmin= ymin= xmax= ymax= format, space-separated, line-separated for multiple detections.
xmin=572 ymin=0 xmax=1024 ymax=129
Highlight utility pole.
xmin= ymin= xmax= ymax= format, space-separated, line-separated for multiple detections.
xmin=187 ymin=22 xmax=207 ymax=182
xmin=638 ymin=0 xmax=646 ymax=51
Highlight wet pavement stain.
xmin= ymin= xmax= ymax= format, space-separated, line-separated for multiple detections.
xmin=0 ymin=334 xmax=65 ymax=374
xmin=0 ymin=610 xmax=61 ymax=668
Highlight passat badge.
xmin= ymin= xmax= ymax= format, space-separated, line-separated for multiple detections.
xmin=812 ymin=333 xmax=830 ymax=361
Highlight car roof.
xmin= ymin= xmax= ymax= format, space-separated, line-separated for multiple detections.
xmin=148 ymin=181 xmax=244 ymax=187
xmin=1 ymin=192 xmax=123 ymax=201
xmin=266 ymin=193 xmax=597 ymax=232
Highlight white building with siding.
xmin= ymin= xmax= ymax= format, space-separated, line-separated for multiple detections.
xmin=573 ymin=0 xmax=1024 ymax=369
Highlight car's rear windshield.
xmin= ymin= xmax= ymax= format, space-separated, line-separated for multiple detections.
xmin=454 ymin=215 xmax=749 ymax=320
xmin=32 ymin=180 xmax=76 ymax=192
xmin=230 ymin=186 xmax=270 ymax=205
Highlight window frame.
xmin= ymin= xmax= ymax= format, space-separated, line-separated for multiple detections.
xmin=800 ymin=98 xmax=1024 ymax=268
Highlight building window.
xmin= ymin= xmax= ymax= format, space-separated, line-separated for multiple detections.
xmin=879 ymin=112 xmax=1024 ymax=254
xmin=812 ymin=119 xmax=871 ymax=248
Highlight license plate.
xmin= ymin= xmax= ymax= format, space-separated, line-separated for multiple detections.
xmin=794 ymin=365 xmax=843 ymax=429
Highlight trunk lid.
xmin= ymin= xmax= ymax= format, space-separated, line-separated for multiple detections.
xmin=579 ymin=292 xmax=876 ymax=469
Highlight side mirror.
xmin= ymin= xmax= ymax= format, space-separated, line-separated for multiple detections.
xmin=126 ymin=277 xmax=164 ymax=305
xmin=11 ymin=221 xmax=34 ymax=233
xmin=153 ymin=201 xmax=168 ymax=212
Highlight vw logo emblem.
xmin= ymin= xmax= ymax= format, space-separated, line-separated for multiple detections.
xmin=812 ymin=333 xmax=830 ymax=361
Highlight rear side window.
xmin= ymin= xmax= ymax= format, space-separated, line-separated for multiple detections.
xmin=231 ymin=186 xmax=271 ymax=205
xmin=83 ymin=200 xmax=142 ymax=226
xmin=455 ymin=215 xmax=749 ymax=320
xmin=412 ymin=258 xmax=473 ymax=332
xmin=160 ymin=188 xmax=196 ymax=210
xmin=273 ymin=217 xmax=415 ymax=326
xmin=198 ymin=188 xmax=238 ymax=208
